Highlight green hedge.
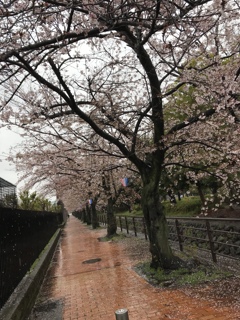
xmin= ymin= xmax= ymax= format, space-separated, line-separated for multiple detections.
xmin=163 ymin=196 xmax=202 ymax=217
xmin=116 ymin=197 xmax=202 ymax=218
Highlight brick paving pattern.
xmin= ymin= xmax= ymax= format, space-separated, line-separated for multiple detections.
xmin=30 ymin=216 xmax=240 ymax=320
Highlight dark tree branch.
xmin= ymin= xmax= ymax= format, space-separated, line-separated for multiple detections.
xmin=168 ymin=108 xmax=216 ymax=134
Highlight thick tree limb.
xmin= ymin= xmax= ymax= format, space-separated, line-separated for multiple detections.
xmin=168 ymin=108 xmax=216 ymax=134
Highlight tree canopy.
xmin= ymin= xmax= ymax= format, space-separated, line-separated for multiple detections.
xmin=0 ymin=0 xmax=240 ymax=269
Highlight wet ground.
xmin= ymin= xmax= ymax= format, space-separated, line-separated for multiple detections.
xmin=28 ymin=216 xmax=240 ymax=320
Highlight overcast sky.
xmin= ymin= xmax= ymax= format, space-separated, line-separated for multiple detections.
xmin=0 ymin=127 xmax=23 ymax=186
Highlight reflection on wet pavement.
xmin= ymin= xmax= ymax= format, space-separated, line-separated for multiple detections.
xmin=28 ymin=216 xmax=240 ymax=320
xmin=28 ymin=298 xmax=63 ymax=320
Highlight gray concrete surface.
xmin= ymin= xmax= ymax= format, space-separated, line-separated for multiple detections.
xmin=0 ymin=228 xmax=62 ymax=320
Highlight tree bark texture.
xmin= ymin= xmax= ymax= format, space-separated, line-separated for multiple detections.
xmin=106 ymin=197 xmax=117 ymax=237
xmin=196 ymin=182 xmax=206 ymax=205
xmin=85 ymin=204 xmax=91 ymax=225
xmin=141 ymin=184 xmax=175 ymax=268
xmin=91 ymin=201 xmax=99 ymax=229
xmin=82 ymin=208 xmax=88 ymax=223
xmin=141 ymin=155 xmax=182 ymax=269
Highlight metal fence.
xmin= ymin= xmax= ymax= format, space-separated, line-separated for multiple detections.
xmin=0 ymin=208 xmax=63 ymax=309
xmin=98 ymin=214 xmax=240 ymax=263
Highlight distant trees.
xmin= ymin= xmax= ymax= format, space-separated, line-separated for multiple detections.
xmin=12 ymin=132 xmax=140 ymax=235
xmin=19 ymin=190 xmax=60 ymax=212
xmin=0 ymin=188 xmax=60 ymax=212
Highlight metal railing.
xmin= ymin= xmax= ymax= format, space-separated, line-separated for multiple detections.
xmin=98 ymin=214 xmax=148 ymax=240
xmin=98 ymin=214 xmax=240 ymax=263
xmin=0 ymin=208 xmax=63 ymax=309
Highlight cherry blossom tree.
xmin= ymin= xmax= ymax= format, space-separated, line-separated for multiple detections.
xmin=162 ymin=60 xmax=240 ymax=211
xmin=1 ymin=0 xmax=240 ymax=269
xmin=12 ymin=129 xmax=136 ymax=235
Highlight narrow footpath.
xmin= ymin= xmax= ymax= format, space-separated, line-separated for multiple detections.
xmin=29 ymin=216 xmax=240 ymax=320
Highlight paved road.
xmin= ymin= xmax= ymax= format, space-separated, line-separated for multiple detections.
xmin=29 ymin=216 xmax=240 ymax=320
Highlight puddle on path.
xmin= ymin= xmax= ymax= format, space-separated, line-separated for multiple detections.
xmin=82 ymin=258 xmax=102 ymax=264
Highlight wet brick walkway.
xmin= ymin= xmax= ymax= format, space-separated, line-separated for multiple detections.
xmin=29 ymin=216 xmax=240 ymax=320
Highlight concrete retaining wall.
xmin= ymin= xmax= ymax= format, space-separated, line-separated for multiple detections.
xmin=0 ymin=228 xmax=62 ymax=320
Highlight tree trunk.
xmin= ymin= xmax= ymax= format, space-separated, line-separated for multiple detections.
xmin=91 ymin=201 xmax=99 ymax=229
xmin=167 ymin=189 xmax=177 ymax=204
xmin=177 ymin=192 xmax=182 ymax=201
xmin=141 ymin=169 xmax=183 ymax=270
xmin=196 ymin=182 xmax=205 ymax=205
xmin=82 ymin=209 xmax=87 ymax=223
xmin=106 ymin=197 xmax=117 ymax=237
xmin=85 ymin=204 xmax=91 ymax=225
